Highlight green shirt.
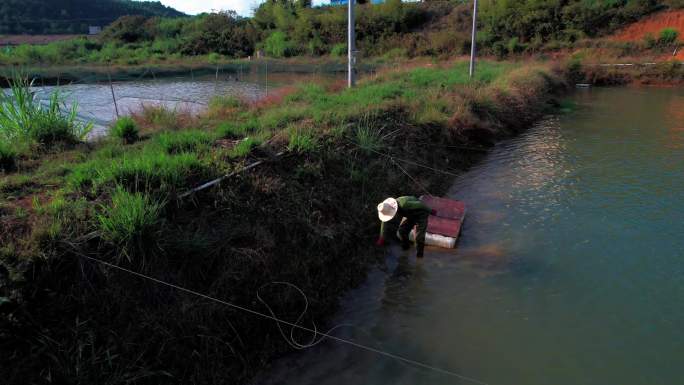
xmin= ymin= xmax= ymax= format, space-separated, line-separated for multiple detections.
xmin=379 ymin=196 xmax=431 ymax=239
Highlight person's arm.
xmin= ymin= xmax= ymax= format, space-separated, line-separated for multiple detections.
xmin=377 ymin=221 xmax=386 ymax=246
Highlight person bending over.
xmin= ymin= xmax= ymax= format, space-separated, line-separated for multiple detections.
xmin=376 ymin=196 xmax=435 ymax=258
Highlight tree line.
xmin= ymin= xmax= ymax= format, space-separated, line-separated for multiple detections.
xmin=1 ymin=0 xmax=681 ymax=65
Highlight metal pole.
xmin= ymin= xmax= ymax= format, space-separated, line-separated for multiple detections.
xmin=469 ymin=0 xmax=479 ymax=79
xmin=348 ymin=0 xmax=356 ymax=88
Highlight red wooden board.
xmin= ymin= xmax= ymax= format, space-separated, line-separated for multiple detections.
xmin=420 ymin=196 xmax=466 ymax=239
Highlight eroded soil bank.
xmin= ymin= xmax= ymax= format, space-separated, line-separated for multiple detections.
xmin=1 ymin=60 xmax=665 ymax=384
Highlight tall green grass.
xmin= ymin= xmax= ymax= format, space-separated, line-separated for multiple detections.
xmin=69 ymin=149 xmax=206 ymax=193
xmin=0 ymin=75 xmax=92 ymax=150
xmin=97 ymin=187 xmax=163 ymax=263
xmin=156 ymin=130 xmax=213 ymax=154
xmin=110 ymin=117 xmax=139 ymax=144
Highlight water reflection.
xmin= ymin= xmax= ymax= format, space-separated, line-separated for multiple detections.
xmin=259 ymin=87 xmax=684 ymax=385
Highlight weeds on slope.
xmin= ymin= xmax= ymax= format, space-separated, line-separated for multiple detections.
xmin=0 ymin=75 xmax=92 ymax=152
xmin=0 ymin=60 xmax=567 ymax=385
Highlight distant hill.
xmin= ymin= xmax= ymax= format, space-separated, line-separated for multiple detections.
xmin=0 ymin=0 xmax=185 ymax=35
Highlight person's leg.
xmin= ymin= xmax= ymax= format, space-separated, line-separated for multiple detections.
xmin=415 ymin=213 xmax=429 ymax=258
xmin=383 ymin=216 xmax=401 ymax=241
xmin=398 ymin=217 xmax=416 ymax=250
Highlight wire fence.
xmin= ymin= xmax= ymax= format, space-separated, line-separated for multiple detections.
xmin=2 ymin=60 xmax=370 ymax=137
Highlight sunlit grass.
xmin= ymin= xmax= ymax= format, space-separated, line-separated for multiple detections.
xmin=0 ymin=75 xmax=92 ymax=151
xmin=97 ymin=187 xmax=163 ymax=264
xmin=110 ymin=116 xmax=140 ymax=144
xmin=156 ymin=130 xmax=213 ymax=154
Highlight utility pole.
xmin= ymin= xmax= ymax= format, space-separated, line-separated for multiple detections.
xmin=469 ymin=0 xmax=479 ymax=79
xmin=348 ymin=0 xmax=356 ymax=88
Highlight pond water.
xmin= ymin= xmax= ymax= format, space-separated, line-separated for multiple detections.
xmin=29 ymin=70 xmax=344 ymax=137
xmin=257 ymin=87 xmax=684 ymax=385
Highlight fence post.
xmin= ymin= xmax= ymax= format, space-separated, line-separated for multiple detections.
xmin=215 ymin=64 xmax=219 ymax=94
xmin=107 ymin=69 xmax=120 ymax=119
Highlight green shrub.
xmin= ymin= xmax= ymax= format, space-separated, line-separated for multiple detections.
xmin=491 ymin=41 xmax=507 ymax=59
xmin=97 ymin=187 xmax=163 ymax=263
xmin=264 ymin=31 xmax=293 ymax=57
xmin=110 ymin=117 xmax=139 ymax=144
xmin=507 ymin=37 xmax=524 ymax=54
xmin=330 ymin=43 xmax=347 ymax=57
xmin=659 ymin=28 xmax=679 ymax=46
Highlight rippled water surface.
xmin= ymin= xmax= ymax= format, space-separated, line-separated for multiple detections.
xmin=28 ymin=71 xmax=342 ymax=137
xmin=258 ymin=87 xmax=684 ymax=385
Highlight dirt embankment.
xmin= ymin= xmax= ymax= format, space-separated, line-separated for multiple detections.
xmin=0 ymin=63 xmax=567 ymax=385
xmin=612 ymin=10 xmax=684 ymax=43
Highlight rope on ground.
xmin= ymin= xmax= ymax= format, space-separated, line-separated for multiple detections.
xmin=78 ymin=254 xmax=491 ymax=385
xmin=257 ymin=282 xmax=353 ymax=350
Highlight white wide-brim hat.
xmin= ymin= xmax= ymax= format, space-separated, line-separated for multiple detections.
xmin=377 ymin=198 xmax=398 ymax=222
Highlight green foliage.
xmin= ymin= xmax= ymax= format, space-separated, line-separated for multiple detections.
xmin=479 ymin=0 xmax=660 ymax=55
xmin=69 ymin=149 xmax=206 ymax=193
xmin=179 ymin=12 xmax=255 ymax=57
xmin=100 ymin=16 xmax=153 ymax=44
xmin=354 ymin=117 xmax=384 ymax=154
xmin=264 ymin=31 xmax=294 ymax=57
xmin=0 ymin=0 xmax=674 ymax=65
xmin=0 ymin=0 xmax=184 ymax=35
xmin=287 ymin=127 xmax=317 ymax=153
xmin=0 ymin=75 xmax=92 ymax=149
xmin=217 ymin=119 xmax=259 ymax=138
xmin=110 ymin=117 xmax=139 ymax=144
xmin=156 ymin=130 xmax=213 ymax=154
xmin=229 ymin=137 xmax=261 ymax=158
xmin=330 ymin=43 xmax=347 ymax=57
xmin=659 ymin=28 xmax=679 ymax=45
xmin=97 ymin=187 xmax=163 ymax=262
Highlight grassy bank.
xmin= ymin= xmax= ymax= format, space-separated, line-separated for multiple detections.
xmin=0 ymin=60 xmax=567 ymax=384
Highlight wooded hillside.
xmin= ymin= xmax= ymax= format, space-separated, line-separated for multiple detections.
xmin=0 ymin=0 xmax=185 ymax=34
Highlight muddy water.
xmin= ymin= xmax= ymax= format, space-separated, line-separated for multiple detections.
xmin=258 ymin=87 xmax=684 ymax=385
